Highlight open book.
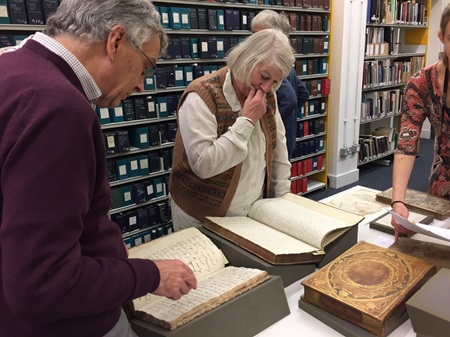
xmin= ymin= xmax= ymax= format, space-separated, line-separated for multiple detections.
xmin=128 ymin=227 xmax=269 ymax=330
xmin=203 ymin=193 xmax=363 ymax=265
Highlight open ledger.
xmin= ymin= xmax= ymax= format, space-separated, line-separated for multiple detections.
xmin=203 ymin=193 xmax=363 ymax=265
xmin=128 ymin=227 xmax=269 ymax=330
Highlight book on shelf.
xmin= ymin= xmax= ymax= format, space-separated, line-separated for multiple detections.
xmin=203 ymin=193 xmax=363 ymax=265
xmin=370 ymin=209 xmax=433 ymax=235
xmin=128 ymin=227 xmax=269 ymax=330
xmin=376 ymin=187 xmax=450 ymax=220
xmin=301 ymin=241 xmax=436 ymax=337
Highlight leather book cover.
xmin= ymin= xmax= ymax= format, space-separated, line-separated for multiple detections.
xmin=389 ymin=237 xmax=450 ymax=271
xmin=375 ymin=187 xmax=450 ymax=220
xmin=301 ymin=241 xmax=436 ymax=337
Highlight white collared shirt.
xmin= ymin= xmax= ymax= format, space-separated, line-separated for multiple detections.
xmin=173 ymin=69 xmax=291 ymax=228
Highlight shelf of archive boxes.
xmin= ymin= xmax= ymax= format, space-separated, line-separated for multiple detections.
xmin=364 ymin=51 xmax=426 ymax=61
xmin=153 ymin=0 xmax=330 ymax=13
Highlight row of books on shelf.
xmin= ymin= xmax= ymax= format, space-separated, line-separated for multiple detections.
xmin=358 ymin=131 xmax=396 ymax=163
xmin=365 ymin=26 xmax=401 ymax=56
xmin=287 ymin=12 xmax=329 ymax=32
xmin=298 ymin=98 xmax=327 ymax=119
xmin=361 ymin=88 xmax=403 ymax=121
xmin=297 ymin=118 xmax=325 ymax=138
xmin=156 ymin=5 xmax=329 ymax=32
xmin=367 ymin=0 xmax=428 ymax=25
xmin=255 ymin=0 xmax=330 ymax=8
xmin=362 ymin=57 xmax=424 ymax=89
xmin=123 ymin=222 xmax=173 ymax=249
xmin=0 ymin=0 xmax=60 ymax=25
xmin=111 ymin=200 xmax=171 ymax=237
xmin=292 ymin=136 xmax=325 ymax=159
xmin=295 ymin=58 xmax=327 ymax=76
xmin=111 ymin=176 xmax=168 ymax=210
xmin=302 ymin=78 xmax=330 ymax=97
xmin=290 ymin=36 xmax=329 ymax=55
xmin=103 ymin=122 xmax=176 ymax=155
xmin=97 ymin=96 xmax=179 ymax=125
xmin=290 ymin=154 xmax=323 ymax=178
xmin=107 ymin=149 xmax=172 ymax=183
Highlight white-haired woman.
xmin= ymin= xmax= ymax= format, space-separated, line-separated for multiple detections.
xmin=169 ymin=29 xmax=294 ymax=230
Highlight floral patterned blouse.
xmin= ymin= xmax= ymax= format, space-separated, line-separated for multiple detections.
xmin=396 ymin=62 xmax=450 ymax=199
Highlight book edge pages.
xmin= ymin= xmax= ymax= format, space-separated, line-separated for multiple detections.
xmin=203 ymin=217 xmax=323 ymax=265
xmin=135 ymin=269 xmax=270 ymax=330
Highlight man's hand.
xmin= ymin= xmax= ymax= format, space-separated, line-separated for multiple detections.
xmin=152 ymin=260 xmax=197 ymax=300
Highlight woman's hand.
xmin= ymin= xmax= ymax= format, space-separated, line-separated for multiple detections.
xmin=391 ymin=202 xmax=415 ymax=241
xmin=241 ymin=88 xmax=267 ymax=124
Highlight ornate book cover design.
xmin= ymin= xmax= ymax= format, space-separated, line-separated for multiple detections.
xmin=301 ymin=241 xmax=436 ymax=337
xmin=375 ymin=188 xmax=450 ymax=220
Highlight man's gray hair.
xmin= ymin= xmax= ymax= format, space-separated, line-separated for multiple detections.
xmin=44 ymin=0 xmax=168 ymax=54
xmin=227 ymin=29 xmax=294 ymax=89
xmin=251 ymin=10 xmax=291 ymax=37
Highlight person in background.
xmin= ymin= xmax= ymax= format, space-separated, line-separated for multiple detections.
xmin=169 ymin=29 xmax=293 ymax=230
xmin=391 ymin=4 xmax=450 ymax=239
xmin=251 ymin=9 xmax=310 ymax=160
xmin=0 ymin=1 xmax=197 ymax=336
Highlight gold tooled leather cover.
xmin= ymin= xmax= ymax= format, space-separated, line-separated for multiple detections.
xmin=301 ymin=241 xmax=436 ymax=337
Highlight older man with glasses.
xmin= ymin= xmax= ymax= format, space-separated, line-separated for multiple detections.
xmin=0 ymin=1 xmax=197 ymax=337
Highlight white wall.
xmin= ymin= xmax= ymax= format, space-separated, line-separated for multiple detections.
xmin=327 ymin=0 xmax=368 ymax=188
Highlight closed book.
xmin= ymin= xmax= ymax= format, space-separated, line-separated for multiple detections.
xmin=189 ymin=8 xmax=198 ymax=29
xmin=301 ymin=241 xmax=436 ymax=337
xmin=159 ymin=6 xmax=169 ymax=29
xmin=375 ymin=188 xmax=450 ymax=220
xmin=156 ymin=96 xmax=168 ymax=118
xmin=180 ymin=37 xmax=190 ymax=58
xmin=146 ymin=95 xmax=157 ymax=119
xmin=207 ymin=8 xmax=217 ymax=30
xmin=134 ymin=96 xmax=148 ymax=119
xmin=190 ymin=37 xmax=199 ymax=58
xmin=110 ymin=104 xmax=124 ymax=123
xmin=164 ymin=66 xmax=175 ymax=87
xmin=197 ymin=8 xmax=207 ymax=29
xmin=116 ymin=158 xmax=128 ymax=180
xmin=8 ymin=0 xmax=27 ymax=24
xmin=143 ymin=75 xmax=156 ymax=91
xmin=106 ymin=160 xmax=118 ymax=182
xmin=116 ymin=130 xmax=130 ymax=153
xmin=104 ymin=132 xmax=117 ymax=154
xmin=122 ymin=98 xmax=135 ymax=121
xmin=138 ymin=154 xmax=149 ymax=176
xmin=41 ymin=0 xmax=58 ymax=23
xmin=25 ymin=0 xmax=44 ymax=24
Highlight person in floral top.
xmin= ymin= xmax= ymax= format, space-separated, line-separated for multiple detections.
xmin=391 ymin=4 xmax=450 ymax=238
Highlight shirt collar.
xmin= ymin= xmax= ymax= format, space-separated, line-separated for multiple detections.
xmin=32 ymin=32 xmax=102 ymax=103
xmin=223 ymin=69 xmax=243 ymax=114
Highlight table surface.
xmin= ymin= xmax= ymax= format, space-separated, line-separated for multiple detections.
xmin=255 ymin=187 xmax=450 ymax=337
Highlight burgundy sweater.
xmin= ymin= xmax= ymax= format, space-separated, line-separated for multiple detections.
xmin=0 ymin=40 xmax=159 ymax=336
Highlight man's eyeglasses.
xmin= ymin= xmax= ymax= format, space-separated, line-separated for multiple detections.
xmin=138 ymin=48 xmax=157 ymax=78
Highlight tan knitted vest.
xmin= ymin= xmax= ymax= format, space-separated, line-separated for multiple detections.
xmin=169 ymin=66 xmax=278 ymax=222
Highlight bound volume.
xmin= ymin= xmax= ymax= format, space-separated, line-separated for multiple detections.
xmin=301 ymin=241 xmax=436 ymax=337
xmin=375 ymin=187 xmax=450 ymax=220
xmin=203 ymin=193 xmax=363 ymax=265
xmin=128 ymin=228 xmax=269 ymax=330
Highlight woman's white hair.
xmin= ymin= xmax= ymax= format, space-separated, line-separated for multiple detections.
xmin=226 ymin=29 xmax=295 ymax=89
xmin=251 ymin=10 xmax=291 ymax=37
xmin=44 ymin=0 xmax=168 ymax=54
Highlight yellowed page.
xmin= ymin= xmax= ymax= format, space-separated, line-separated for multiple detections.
xmin=129 ymin=227 xmax=228 ymax=310
xmin=248 ymin=197 xmax=354 ymax=248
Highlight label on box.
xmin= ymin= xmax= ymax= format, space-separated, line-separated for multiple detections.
xmin=192 ymin=44 xmax=198 ymax=53
xmin=156 ymin=184 xmax=163 ymax=193
xmin=175 ymin=70 xmax=183 ymax=81
xmin=124 ymin=192 xmax=132 ymax=202
xmin=129 ymin=215 xmax=137 ymax=225
xmin=172 ymin=12 xmax=180 ymax=23
xmin=148 ymin=101 xmax=155 ymax=112
xmin=130 ymin=160 xmax=138 ymax=171
xmin=114 ymin=107 xmax=123 ymax=117
xmin=140 ymin=159 xmax=149 ymax=169
xmin=107 ymin=135 xmax=115 ymax=148
xmin=119 ymin=164 xmax=127 ymax=175
xmin=162 ymin=12 xmax=169 ymax=24
xmin=181 ymin=13 xmax=188 ymax=24
xmin=186 ymin=72 xmax=193 ymax=82
xmin=100 ymin=108 xmax=109 ymax=119
xmin=160 ymin=102 xmax=167 ymax=113
xmin=201 ymin=42 xmax=208 ymax=51
xmin=217 ymin=41 xmax=224 ymax=51
xmin=0 ymin=5 xmax=7 ymax=17
xmin=147 ymin=185 xmax=154 ymax=194
xmin=145 ymin=77 xmax=154 ymax=86
xmin=140 ymin=134 xmax=148 ymax=143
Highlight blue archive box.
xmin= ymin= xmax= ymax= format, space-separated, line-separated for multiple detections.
xmin=116 ymin=158 xmax=128 ymax=180
xmin=180 ymin=7 xmax=190 ymax=29
xmin=143 ymin=75 xmax=156 ymax=91
xmin=110 ymin=103 xmax=124 ymax=123
xmin=138 ymin=155 xmax=150 ymax=176
xmin=174 ymin=66 xmax=184 ymax=87
xmin=122 ymin=185 xmax=134 ymax=207
xmin=169 ymin=7 xmax=181 ymax=30
xmin=131 ymin=127 xmax=150 ymax=148
xmin=97 ymin=107 xmax=111 ymax=124
xmin=156 ymin=96 xmax=168 ymax=118
xmin=127 ymin=157 xmax=140 ymax=178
